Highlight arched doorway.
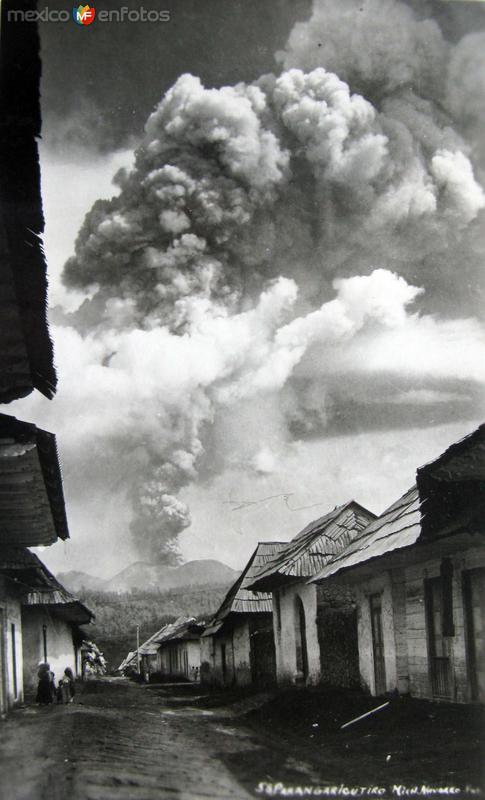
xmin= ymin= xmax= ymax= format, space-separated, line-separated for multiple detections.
xmin=294 ymin=596 xmax=309 ymax=682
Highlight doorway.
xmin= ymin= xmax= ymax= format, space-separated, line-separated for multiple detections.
xmin=220 ymin=643 xmax=227 ymax=684
xmin=463 ymin=568 xmax=485 ymax=702
xmin=294 ymin=596 xmax=309 ymax=682
xmin=425 ymin=577 xmax=452 ymax=698
xmin=370 ymin=593 xmax=387 ymax=695
xmin=0 ymin=608 xmax=5 ymax=714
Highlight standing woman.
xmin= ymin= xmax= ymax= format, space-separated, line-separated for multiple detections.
xmin=36 ymin=662 xmax=56 ymax=705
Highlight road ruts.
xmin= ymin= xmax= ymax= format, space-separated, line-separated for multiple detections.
xmin=0 ymin=679 xmax=258 ymax=800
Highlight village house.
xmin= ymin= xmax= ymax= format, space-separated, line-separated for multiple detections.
xmin=137 ymin=623 xmax=171 ymax=679
xmin=201 ymin=542 xmax=284 ymax=688
xmin=118 ymin=651 xmax=137 ymax=675
xmin=0 ymin=11 xmax=82 ymax=716
xmin=1 ymin=547 xmax=94 ymax=695
xmin=0 ymin=415 xmax=76 ymax=713
xmin=311 ymin=425 xmax=485 ymax=704
xmin=248 ymin=502 xmax=376 ymax=687
xmin=157 ymin=617 xmax=205 ymax=682
xmin=128 ymin=617 xmax=205 ymax=683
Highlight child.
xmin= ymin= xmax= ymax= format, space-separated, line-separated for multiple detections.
xmin=57 ymin=667 xmax=75 ymax=704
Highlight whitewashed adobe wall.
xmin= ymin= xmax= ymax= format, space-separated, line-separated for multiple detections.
xmin=159 ymin=640 xmax=202 ymax=681
xmin=186 ymin=640 xmax=202 ymax=681
xmin=272 ymin=582 xmax=320 ymax=685
xmin=355 ymin=572 xmax=399 ymax=696
xmin=200 ymin=621 xmax=251 ymax=686
xmin=21 ymin=606 xmax=77 ymax=693
xmin=199 ymin=635 xmax=214 ymax=683
xmin=0 ymin=578 xmax=24 ymax=711
xmin=232 ymin=620 xmax=252 ymax=685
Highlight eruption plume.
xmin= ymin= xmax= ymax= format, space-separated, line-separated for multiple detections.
xmin=28 ymin=0 xmax=485 ymax=563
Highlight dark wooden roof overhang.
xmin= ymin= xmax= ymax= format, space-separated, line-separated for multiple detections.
xmin=248 ymin=571 xmax=301 ymax=593
xmin=417 ymin=424 xmax=485 ymax=539
xmin=0 ymin=0 xmax=57 ymax=402
xmin=0 ymin=546 xmax=94 ymax=624
xmin=0 ymin=414 xmax=69 ymax=546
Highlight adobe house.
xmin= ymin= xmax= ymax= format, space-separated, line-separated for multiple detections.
xmin=248 ymin=502 xmax=376 ymax=687
xmin=156 ymin=617 xmax=205 ymax=682
xmin=1 ymin=547 xmax=93 ymax=697
xmin=312 ymin=425 xmax=485 ymax=704
xmin=138 ymin=623 xmax=172 ymax=680
xmin=201 ymin=542 xmax=285 ymax=688
xmin=0 ymin=416 xmax=72 ymax=713
xmin=21 ymin=554 xmax=93 ymax=693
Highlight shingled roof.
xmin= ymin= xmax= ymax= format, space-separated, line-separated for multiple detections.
xmin=155 ymin=616 xmax=205 ymax=646
xmin=248 ymin=502 xmax=376 ymax=592
xmin=203 ymin=542 xmax=286 ymax=637
xmin=311 ymin=487 xmax=421 ymax=582
xmin=0 ymin=414 xmax=69 ymax=546
xmin=118 ymin=651 xmax=137 ymax=672
xmin=0 ymin=546 xmax=93 ymax=624
xmin=0 ymin=1 xmax=57 ymax=401
xmin=417 ymin=423 xmax=485 ymax=539
xmin=138 ymin=623 xmax=173 ymax=656
xmin=312 ymin=423 xmax=485 ymax=583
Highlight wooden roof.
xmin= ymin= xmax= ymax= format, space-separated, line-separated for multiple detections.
xmin=248 ymin=502 xmax=376 ymax=592
xmin=0 ymin=414 xmax=69 ymax=546
xmin=313 ymin=423 xmax=485 ymax=582
xmin=417 ymin=423 xmax=485 ymax=539
xmin=138 ymin=624 xmax=172 ymax=656
xmin=155 ymin=616 xmax=205 ymax=646
xmin=0 ymin=1 xmax=57 ymax=401
xmin=0 ymin=546 xmax=93 ymax=624
xmin=311 ymin=487 xmax=421 ymax=582
xmin=203 ymin=542 xmax=286 ymax=637
xmin=136 ymin=616 xmax=206 ymax=658
xmin=118 ymin=651 xmax=137 ymax=671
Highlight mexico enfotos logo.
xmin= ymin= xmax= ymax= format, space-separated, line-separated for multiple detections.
xmin=8 ymin=6 xmax=171 ymax=24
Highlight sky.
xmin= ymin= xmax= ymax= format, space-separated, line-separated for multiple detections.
xmin=12 ymin=0 xmax=485 ymax=579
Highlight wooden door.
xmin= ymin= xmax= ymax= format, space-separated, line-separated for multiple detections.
xmin=464 ymin=568 xmax=485 ymax=702
xmin=425 ymin=577 xmax=452 ymax=698
xmin=250 ymin=623 xmax=276 ymax=686
xmin=370 ymin=594 xmax=387 ymax=695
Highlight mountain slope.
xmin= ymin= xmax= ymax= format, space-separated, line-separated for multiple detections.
xmin=105 ymin=559 xmax=239 ymax=592
xmin=57 ymin=570 xmax=107 ymax=593
xmin=57 ymin=560 xmax=239 ymax=594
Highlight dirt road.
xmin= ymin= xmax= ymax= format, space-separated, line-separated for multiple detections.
xmin=1 ymin=679 xmax=483 ymax=800
xmin=0 ymin=679 xmax=318 ymax=800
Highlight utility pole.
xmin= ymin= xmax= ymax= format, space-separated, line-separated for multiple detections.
xmin=136 ymin=625 xmax=141 ymax=675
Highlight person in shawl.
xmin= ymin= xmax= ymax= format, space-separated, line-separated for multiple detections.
xmin=57 ymin=667 xmax=75 ymax=704
xmin=36 ymin=662 xmax=56 ymax=704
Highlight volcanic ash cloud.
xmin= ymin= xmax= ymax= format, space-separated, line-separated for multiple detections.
xmin=44 ymin=0 xmax=485 ymax=562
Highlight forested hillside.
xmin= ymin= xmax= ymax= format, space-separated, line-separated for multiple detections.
xmin=78 ymin=583 xmax=231 ymax=670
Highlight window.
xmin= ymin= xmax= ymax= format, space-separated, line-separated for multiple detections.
xmin=440 ymin=558 xmax=455 ymax=637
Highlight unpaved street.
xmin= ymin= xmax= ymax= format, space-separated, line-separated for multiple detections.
xmin=1 ymin=678 xmax=483 ymax=800
xmin=0 ymin=679 xmax=316 ymax=800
